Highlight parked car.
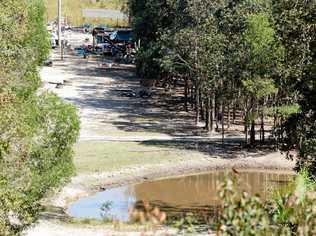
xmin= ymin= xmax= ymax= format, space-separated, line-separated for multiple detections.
xmin=95 ymin=34 xmax=113 ymax=55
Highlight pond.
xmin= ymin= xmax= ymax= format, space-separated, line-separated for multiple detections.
xmin=67 ymin=170 xmax=293 ymax=222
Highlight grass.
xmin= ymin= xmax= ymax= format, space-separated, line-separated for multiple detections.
xmin=45 ymin=0 xmax=128 ymax=26
xmin=83 ymin=123 xmax=167 ymax=138
xmin=73 ymin=141 xmax=205 ymax=174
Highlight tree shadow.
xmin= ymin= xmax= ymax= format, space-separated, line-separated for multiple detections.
xmin=59 ymin=55 xmax=277 ymax=159
xmin=139 ymin=138 xmax=277 ymax=159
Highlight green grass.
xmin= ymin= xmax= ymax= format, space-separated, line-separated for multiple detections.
xmin=45 ymin=0 xmax=127 ymax=26
xmin=84 ymin=123 xmax=167 ymax=138
xmin=74 ymin=141 xmax=204 ymax=174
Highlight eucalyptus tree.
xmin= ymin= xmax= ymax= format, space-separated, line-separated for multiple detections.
xmin=129 ymin=0 xmax=177 ymax=80
xmin=211 ymin=0 xmax=254 ymax=142
xmin=242 ymin=11 xmax=282 ymax=144
xmin=272 ymin=0 xmax=316 ymax=174
xmin=159 ymin=0 xmax=227 ymax=130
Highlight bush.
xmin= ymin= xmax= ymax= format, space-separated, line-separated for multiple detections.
xmin=218 ymin=177 xmax=277 ymax=236
xmin=0 ymin=1 xmax=80 ymax=235
xmin=0 ymin=93 xmax=80 ymax=235
xmin=217 ymin=173 xmax=316 ymax=236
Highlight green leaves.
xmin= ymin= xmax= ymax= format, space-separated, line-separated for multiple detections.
xmin=218 ymin=172 xmax=316 ymax=235
xmin=0 ymin=1 xmax=79 ymax=235
xmin=272 ymin=0 xmax=316 ymax=174
xmin=218 ymin=177 xmax=275 ymax=236
xmin=130 ymin=0 xmax=316 ymax=172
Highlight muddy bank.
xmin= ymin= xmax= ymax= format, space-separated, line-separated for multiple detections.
xmin=52 ymin=151 xmax=294 ymax=209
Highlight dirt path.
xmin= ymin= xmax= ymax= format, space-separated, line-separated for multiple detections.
xmin=25 ymin=32 xmax=295 ymax=236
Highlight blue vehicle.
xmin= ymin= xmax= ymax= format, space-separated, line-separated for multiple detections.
xmin=110 ymin=30 xmax=133 ymax=44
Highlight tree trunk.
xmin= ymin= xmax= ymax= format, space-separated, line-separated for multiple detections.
xmin=244 ymin=99 xmax=248 ymax=144
xmin=184 ymin=78 xmax=188 ymax=112
xmin=206 ymin=95 xmax=211 ymax=132
xmin=227 ymin=103 xmax=231 ymax=129
xmin=245 ymin=124 xmax=248 ymax=144
xmin=250 ymin=119 xmax=256 ymax=145
xmin=221 ymin=103 xmax=225 ymax=144
xmin=233 ymin=100 xmax=237 ymax=124
xmin=191 ymin=85 xmax=194 ymax=109
xmin=215 ymin=97 xmax=219 ymax=131
xmin=260 ymin=112 xmax=265 ymax=143
xmin=211 ymin=93 xmax=215 ymax=132
xmin=200 ymin=91 xmax=204 ymax=121
xmin=195 ymin=85 xmax=200 ymax=125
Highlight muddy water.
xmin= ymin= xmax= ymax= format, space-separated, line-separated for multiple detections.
xmin=67 ymin=170 xmax=293 ymax=221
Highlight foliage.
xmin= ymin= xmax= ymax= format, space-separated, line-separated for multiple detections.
xmin=0 ymin=0 xmax=79 ymax=235
xmin=272 ymin=0 xmax=316 ymax=174
xmin=173 ymin=213 xmax=198 ymax=234
xmin=218 ymin=177 xmax=278 ymax=235
xmin=217 ymin=172 xmax=316 ymax=235
xmin=100 ymin=201 xmax=113 ymax=219
xmin=129 ymin=0 xmax=316 ymax=172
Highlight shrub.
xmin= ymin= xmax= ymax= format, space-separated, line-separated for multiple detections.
xmin=217 ymin=177 xmax=278 ymax=236
xmin=0 ymin=93 xmax=79 ymax=235
xmin=217 ymin=173 xmax=316 ymax=236
xmin=0 ymin=1 xmax=80 ymax=235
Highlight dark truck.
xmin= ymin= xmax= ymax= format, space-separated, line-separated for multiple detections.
xmin=110 ymin=30 xmax=135 ymax=58
xmin=110 ymin=29 xmax=133 ymax=44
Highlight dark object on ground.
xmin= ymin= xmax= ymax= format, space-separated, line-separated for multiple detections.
xmin=56 ymin=83 xmax=63 ymax=89
xmin=121 ymin=91 xmax=136 ymax=97
xmin=43 ymin=59 xmax=53 ymax=67
xmin=139 ymin=89 xmax=152 ymax=98
xmin=232 ymin=167 xmax=240 ymax=175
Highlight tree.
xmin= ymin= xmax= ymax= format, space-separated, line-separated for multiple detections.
xmin=272 ymin=0 xmax=316 ymax=174
xmin=242 ymin=11 xmax=281 ymax=145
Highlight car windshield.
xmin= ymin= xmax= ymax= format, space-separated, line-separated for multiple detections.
xmin=96 ymin=35 xmax=108 ymax=44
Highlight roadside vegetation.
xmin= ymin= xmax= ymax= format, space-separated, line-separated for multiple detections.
xmin=0 ymin=0 xmax=79 ymax=235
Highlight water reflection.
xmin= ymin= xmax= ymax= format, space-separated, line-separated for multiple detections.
xmin=67 ymin=170 xmax=293 ymax=221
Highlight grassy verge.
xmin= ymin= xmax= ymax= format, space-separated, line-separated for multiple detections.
xmin=73 ymin=141 xmax=202 ymax=174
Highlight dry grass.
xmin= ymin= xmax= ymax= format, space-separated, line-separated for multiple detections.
xmin=45 ymin=0 xmax=127 ymax=26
